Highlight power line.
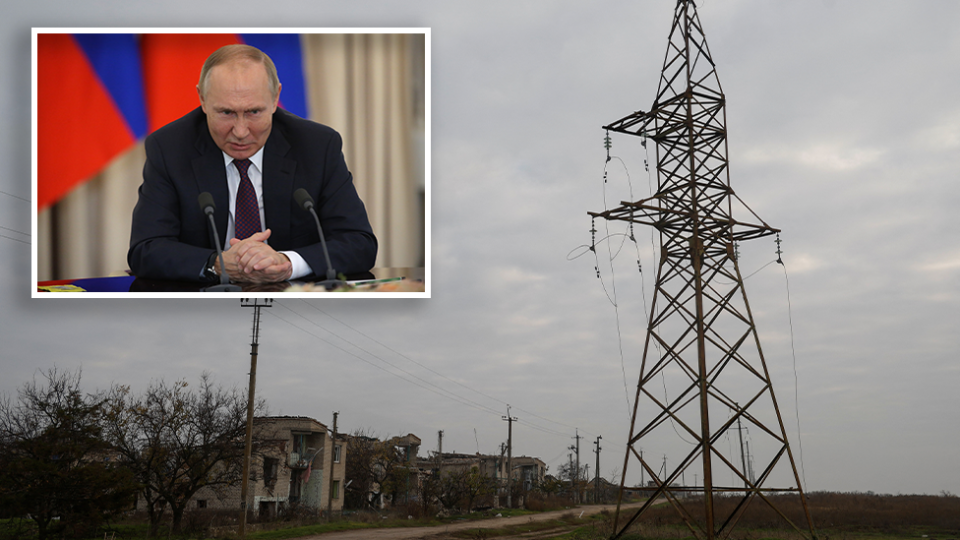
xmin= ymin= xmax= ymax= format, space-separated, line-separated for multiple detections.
xmin=295 ymin=299 xmax=507 ymax=406
xmin=0 ymin=225 xmax=29 ymax=237
xmin=514 ymin=418 xmax=570 ymax=438
xmin=600 ymin=156 xmax=633 ymax=420
xmin=0 ymin=190 xmax=30 ymax=203
xmin=781 ymin=261 xmax=809 ymax=491
xmin=288 ymin=299 xmax=591 ymax=439
xmin=270 ymin=302 xmax=592 ymax=441
xmin=0 ymin=234 xmax=30 ymax=245
xmin=0 ymin=224 xmax=30 ymax=245
xmin=266 ymin=303 xmax=503 ymax=417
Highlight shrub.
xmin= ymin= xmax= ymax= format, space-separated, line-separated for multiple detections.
xmin=525 ymin=491 xmax=574 ymax=512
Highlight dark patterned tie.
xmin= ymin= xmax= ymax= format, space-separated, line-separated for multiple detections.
xmin=233 ymin=159 xmax=261 ymax=240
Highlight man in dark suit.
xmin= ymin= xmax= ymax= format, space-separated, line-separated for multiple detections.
xmin=128 ymin=44 xmax=377 ymax=284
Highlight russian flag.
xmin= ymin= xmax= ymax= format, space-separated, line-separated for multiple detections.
xmin=36 ymin=32 xmax=308 ymax=210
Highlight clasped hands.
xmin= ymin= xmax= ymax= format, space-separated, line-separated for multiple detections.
xmin=214 ymin=229 xmax=292 ymax=283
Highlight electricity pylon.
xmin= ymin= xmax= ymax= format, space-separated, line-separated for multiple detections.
xmin=589 ymin=2 xmax=816 ymax=539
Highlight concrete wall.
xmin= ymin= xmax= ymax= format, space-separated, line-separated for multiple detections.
xmin=166 ymin=416 xmax=348 ymax=518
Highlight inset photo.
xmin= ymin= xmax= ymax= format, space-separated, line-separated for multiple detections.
xmin=33 ymin=29 xmax=429 ymax=298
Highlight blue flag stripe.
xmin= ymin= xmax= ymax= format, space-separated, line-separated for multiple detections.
xmin=241 ymin=34 xmax=308 ymax=119
xmin=73 ymin=34 xmax=148 ymax=139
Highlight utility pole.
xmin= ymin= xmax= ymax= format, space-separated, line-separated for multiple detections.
xmin=572 ymin=429 xmax=582 ymax=504
xmin=594 ymin=435 xmax=602 ymax=503
xmin=640 ymin=449 xmax=644 ymax=488
xmin=239 ymin=298 xmax=271 ymax=538
xmin=327 ymin=411 xmax=339 ymax=520
xmin=498 ymin=441 xmax=507 ymax=505
xmin=585 ymin=464 xmax=590 ymax=498
xmin=437 ymin=430 xmax=444 ymax=473
xmin=502 ymin=406 xmax=517 ymax=508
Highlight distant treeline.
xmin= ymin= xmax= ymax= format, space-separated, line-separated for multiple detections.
xmin=0 ymin=368 xmax=253 ymax=540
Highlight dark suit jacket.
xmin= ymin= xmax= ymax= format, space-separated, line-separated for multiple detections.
xmin=128 ymin=107 xmax=377 ymax=282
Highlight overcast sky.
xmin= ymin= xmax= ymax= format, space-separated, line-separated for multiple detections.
xmin=3 ymin=0 xmax=959 ymax=498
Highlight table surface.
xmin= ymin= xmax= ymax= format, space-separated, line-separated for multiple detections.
xmin=37 ymin=268 xmax=425 ymax=294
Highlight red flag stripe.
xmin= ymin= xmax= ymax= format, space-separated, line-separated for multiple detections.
xmin=37 ymin=34 xmax=135 ymax=210
xmin=141 ymin=34 xmax=242 ymax=132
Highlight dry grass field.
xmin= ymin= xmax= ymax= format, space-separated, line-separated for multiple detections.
xmin=3 ymin=492 xmax=956 ymax=540
xmin=592 ymin=492 xmax=960 ymax=540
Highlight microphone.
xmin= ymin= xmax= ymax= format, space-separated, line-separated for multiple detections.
xmin=198 ymin=192 xmax=216 ymax=218
xmin=198 ymin=192 xmax=241 ymax=292
xmin=294 ymin=188 xmax=343 ymax=289
xmin=292 ymin=188 xmax=314 ymax=212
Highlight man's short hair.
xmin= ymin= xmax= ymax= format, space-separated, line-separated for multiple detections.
xmin=198 ymin=44 xmax=280 ymax=98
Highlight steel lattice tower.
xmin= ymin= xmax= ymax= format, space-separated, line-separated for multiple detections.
xmin=589 ymin=2 xmax=816 ymax=539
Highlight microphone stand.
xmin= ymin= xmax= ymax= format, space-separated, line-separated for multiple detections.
xmin=199 ymin=193 xmax=241 ymax=292
xmin=294 ymin=189 xmax=345 ymax=291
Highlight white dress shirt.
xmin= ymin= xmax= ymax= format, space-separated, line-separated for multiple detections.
xmin=221 ymin=149 xmax=313 ymax=280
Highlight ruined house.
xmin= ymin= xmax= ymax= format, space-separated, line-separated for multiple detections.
xmin=191 ymin=416 xmax=346 ymax=517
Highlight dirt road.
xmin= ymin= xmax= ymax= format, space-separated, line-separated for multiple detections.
xmin=302 ymin=503 xmax=640 ymax=540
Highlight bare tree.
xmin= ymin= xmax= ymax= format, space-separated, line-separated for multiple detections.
xmin=102 ymin=374 xmax=251 ymax=535
xmin=434 ymin=468 xmax=468 ymax=512
xmin=431 ymin=466 xmax=498 ymax=513
xmin=556 ymin=460 xmax=590 ymax=502
xmin=0 ymin=368 xmax=137 ymax=540
xmin=415 ymin=471 xmax=441 ymax=516
xmin=460 ymin=466 xmax=498 ymax=511
xmin=344 ymin=430 xmax=410 ymax=510
xmin=538 ymin=474 xmax=564 ymax=496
